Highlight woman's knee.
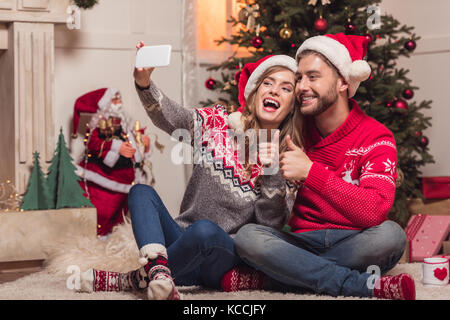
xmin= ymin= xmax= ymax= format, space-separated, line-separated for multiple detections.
xmin=187 ymin=220 xmax=229 ymax=243
xmin=128 ymin=184 xmax=160 ymax=220
xmin=128 ymin=184 xmax=157 ymax=202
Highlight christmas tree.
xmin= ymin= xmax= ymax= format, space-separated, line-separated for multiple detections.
xmin=47 ymin=128 xmax=93 ymax=209
xmin=20 ymin=152 xmax=52 ymax=211
xmin=202 ymin=0 xmax=434 ymax=227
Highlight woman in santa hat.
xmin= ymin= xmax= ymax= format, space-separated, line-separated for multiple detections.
xmin=77 ymin=43 xmax=304 ymax=300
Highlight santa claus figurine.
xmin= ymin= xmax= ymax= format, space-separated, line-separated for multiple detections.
xmin=72 ymin=88 xmax=155 ymax=236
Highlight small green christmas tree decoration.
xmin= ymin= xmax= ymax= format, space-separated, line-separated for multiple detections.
xmin=47 ymin=128 xmax=93 ymax=209
xmin=20 ymin=152 xmax=52 ymax=211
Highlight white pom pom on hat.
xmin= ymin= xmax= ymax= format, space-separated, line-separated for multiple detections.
xmin=349 ymin=59 xmax=371 ymax=82
xmin=295 ymin=33 xmax=371 ymax=98
xmin=228 ymin=110 xmax=244 ymax=131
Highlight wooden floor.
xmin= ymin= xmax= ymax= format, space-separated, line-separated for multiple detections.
xmin=0 ymin=260 xmax=43 ymax=285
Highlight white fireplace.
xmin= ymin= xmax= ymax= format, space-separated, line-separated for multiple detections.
xmin=0 ymin=0 xmax=70 ymax=194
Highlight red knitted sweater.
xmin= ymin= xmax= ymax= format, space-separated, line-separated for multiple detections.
xmin=288 ymin=100 xmax=398 ymax=233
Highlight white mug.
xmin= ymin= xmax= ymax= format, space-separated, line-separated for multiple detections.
xmin=422 ymin=257 xmax=449 ymax=287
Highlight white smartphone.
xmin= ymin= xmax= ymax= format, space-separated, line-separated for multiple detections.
xmin=135 ymin=45 xmax=172 ymax=68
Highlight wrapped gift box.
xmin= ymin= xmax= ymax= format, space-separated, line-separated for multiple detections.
xmin=405 ymin=214 xmax=450 ymax=262
xmin=422 ymin=177 xmax=450 ymax=200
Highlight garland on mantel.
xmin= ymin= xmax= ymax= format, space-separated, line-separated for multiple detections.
xmin=73 ymin=0 xmax=99 ymax=9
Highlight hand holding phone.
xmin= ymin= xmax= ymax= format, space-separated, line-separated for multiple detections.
xmin=134 ymin=42 xmax=152 ymax=88
xmin=134 ymin=42 xmax=171 ymax=88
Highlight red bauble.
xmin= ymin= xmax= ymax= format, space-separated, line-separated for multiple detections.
xmin=404 ymin=40 xmax=417 ymax=51
xmin=402 ymin=89 xmax=414 ymax=100
xmin=364 ymin=33 xmax=374 ymax=45
xmin=251 ymin=36 xmax=264 ymax=48
xmin=420 ymin=136 xmax=429 ymax=148
xmin=205 ymin=78 xmax=217 ymax=90
xmin=394 ymin=98 xmax=409 ymax=111
xmin=385 ymin=100 xmax=394 ymax=108
xmin=345 ymin=21 xmax=357 ymax=33
xmin=314 ymin=18 xmax=328 ymax=32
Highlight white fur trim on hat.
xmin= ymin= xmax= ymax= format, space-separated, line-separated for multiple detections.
xmin=244 ymin=55 xmax=298 ymax=100
xmin=296 ymin=36 xmax=371 ymax=97
xmin=98 ymin=88 xmax=119 ymax=110
xmin=296 ymin=36 xmax=353 ymax=80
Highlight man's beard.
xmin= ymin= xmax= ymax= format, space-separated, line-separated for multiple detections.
xmin=300 ymin=84 xmax=338 ymax=117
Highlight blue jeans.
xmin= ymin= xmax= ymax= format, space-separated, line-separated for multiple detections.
xmin=234 ymin=221 xmax=406 ymax=298
xmin=128 ymin=184 xmax=241 ymax=289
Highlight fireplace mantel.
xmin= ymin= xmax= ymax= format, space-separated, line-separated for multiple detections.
xmin=0 ymin=0 xmax=69 ymax=22
xmin=0 ymin=0 xmax=70 ymax=194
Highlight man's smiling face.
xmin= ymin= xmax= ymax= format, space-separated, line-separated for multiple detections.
xmin=295 ymin=53 xmax=342 ymax=117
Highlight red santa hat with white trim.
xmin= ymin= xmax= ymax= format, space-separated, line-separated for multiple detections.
xmin=228 ymin=54 xmax=298 ymax=130
xmin=72 ymin=88 xmax=119 ymax=138
xmin=295 ymin=33 xmax=371 ymax=98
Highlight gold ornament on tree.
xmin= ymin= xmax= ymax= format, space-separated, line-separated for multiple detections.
xmin=279 ymin=23 xmax=293 ymax=40
xmin=308 ymin=0 xmax=331 ymax=6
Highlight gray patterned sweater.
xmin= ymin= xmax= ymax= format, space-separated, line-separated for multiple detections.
xmin=136 ymin=81 xmax=294 ymax=234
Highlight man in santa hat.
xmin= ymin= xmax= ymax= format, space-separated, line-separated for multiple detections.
xmin=72 ymin=88 xmax=154 ymax=236
xmin=227 ymin=33 xmax=416 ymax=300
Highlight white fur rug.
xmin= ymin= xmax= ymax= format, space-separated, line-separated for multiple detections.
xmin=1 ymin=220 xmax=449 ymax=300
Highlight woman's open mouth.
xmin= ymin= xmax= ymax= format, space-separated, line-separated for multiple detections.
xmin=262 ymin=98 xmax=280 ymax=113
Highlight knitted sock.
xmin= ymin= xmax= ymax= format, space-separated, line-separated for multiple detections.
xmin=373 ymin=273 xmax=416 ymax=300
xmin=78 ymin=244 xmax=180 ymax=300
xmin=221 ymin=265 xmax=266 ymax=292
xmin=79 ymin=269 xmax=132 ymax=293
xmin=139 ymin=244 xmax=180 ymax=300
xmin=78 ymin=259 xmax=173 ymax=294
